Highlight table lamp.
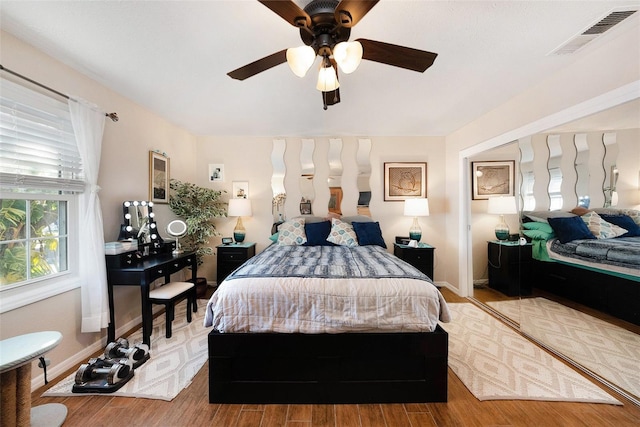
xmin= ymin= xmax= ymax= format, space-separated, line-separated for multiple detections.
xmin=404 ymin=198 xmax=430 ymax=242
xmin=228 ymin=198 xmax=252 ymax=243
xmin=487 ymin=196 xmax=517 ymax=240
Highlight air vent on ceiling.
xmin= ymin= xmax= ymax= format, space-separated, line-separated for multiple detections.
xmin=549 ymin=9 xmax=637 ymax=56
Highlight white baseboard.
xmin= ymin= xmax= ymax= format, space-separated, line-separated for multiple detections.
xmin=30 ymin=314 xmax=144 ymax=392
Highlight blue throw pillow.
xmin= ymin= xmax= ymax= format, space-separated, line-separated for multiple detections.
xmin=352 ymin=221 xmax=387 ymax=248
xmin=303 ymin=220 xmax=334 ymax=246
xmin=548 ymin=216 xmax=595 ymax=244
xmin=599 ymin=214 xmax=640 ymax=237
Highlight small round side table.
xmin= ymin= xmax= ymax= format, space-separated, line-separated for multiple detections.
xmin=0 ymin=331 xmax=67 ymax=427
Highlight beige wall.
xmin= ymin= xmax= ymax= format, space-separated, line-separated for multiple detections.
xmin=444 ymin=23 xmax=640 ymax=296
xmin=0 ymin=31 xmax=198 ymax=384
xmin=194 ymin=136 xmax=448 ymax=283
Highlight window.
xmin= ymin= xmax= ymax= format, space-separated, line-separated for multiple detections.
xmin=0 ymin=77 xmax=82 ymax=312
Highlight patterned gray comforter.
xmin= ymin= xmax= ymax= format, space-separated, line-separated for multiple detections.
xmin=549 ymin=236 xmax=640 ymax=272
xmin=226 ymin=244 xmax=434 ymax=282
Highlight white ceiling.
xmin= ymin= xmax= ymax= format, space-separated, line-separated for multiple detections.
xmin=1 ymin=0 xmax=639 ymax=137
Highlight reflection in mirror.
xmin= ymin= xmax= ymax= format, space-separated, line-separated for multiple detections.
xmin=546 ymin=135 xmax=563 ymax=210
xmin=602 ymin=132 xmax=619 ymax=207
xmin=328 ymin=138 xmax=343 ymax=215
xmin=300 ymin=138 xmax=315 ymax=215
xmin=357 ymin=139 xmax=372 ymax=217
xmin=271 ymin=139 xmax=286 ymax=222
xmin=118 ymin=201 xmax=161 ymax=248
xmin=574 ymin=133 xmax=590 ymax=208
xmin=518 ymin=136 xmax=535 ymax=211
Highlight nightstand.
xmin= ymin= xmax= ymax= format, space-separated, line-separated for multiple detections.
xmin=393 ymin=242 xmax=435 ymax=279
xmin=487 ymin=240 xmax=532 ymax=296
xmin=216 ymin=242 xmax=256 ymax=284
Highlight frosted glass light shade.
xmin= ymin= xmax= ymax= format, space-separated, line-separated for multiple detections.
xmin=404 ymin=198 xmax=430 ymax=217
xmin=316 ymin=65 xmax=340 ymax=92
xmin=333 ymin=41 xmax=363 ymax=74
xmin=228 ymin=198 xmax=252 ymax=217
xmin=286 ymin=46 xmax=316 ymax=78
xmin=487 ymin=196 xmax=517 ymax=215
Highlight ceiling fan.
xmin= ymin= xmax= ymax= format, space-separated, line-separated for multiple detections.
xmin=227 ymin=0 xmax=438 ymax=109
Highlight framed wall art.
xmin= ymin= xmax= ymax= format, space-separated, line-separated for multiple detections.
xmin=384 ymin=162 xmax=427 ymax=201
xmin=209 ymin=164 xmax=225 ymax=182
xmin=149 ymin=151 xmax=170 ymax=204
xmin=471 ymin=160 xmax=515 ymax=200
xmin=232 ymin=181 xmax=249 ymax=199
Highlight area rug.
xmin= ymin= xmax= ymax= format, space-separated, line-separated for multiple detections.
xmin=488 ymin=297 xmax=640 ymax=399
xmin=43 ymin=299 xmax=209 ymax=401
xmin=441 ymin=303 xmax=621 ymax=404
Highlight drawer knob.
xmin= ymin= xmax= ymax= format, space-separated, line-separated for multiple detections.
xmin=174 ymin=263 xmax=179 ymax=268
xmin=158 ymin=269 xmax=163 ymax=274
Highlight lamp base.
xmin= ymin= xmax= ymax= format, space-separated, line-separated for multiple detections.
xmin=234 ymin=217 xmax=246 ymax=243
xmin=409 ymin=217 xmax=422 ymax=242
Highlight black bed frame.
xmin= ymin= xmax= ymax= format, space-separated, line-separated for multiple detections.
xmin=208 ymin=325 xmax=448 ymax=404
xmin=532 ymin=259 xmax=640 ymax=326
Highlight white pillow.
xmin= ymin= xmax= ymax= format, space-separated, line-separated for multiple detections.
xmin=581 ymin=211 xmax=627 ymax=239
xmin=277 ymin=218 xmax=307 ymax=245
xmin=326 ymin=218 xmax=358 ymax=247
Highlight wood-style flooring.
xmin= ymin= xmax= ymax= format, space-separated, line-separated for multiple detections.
xmin=31 ymin=289 xmax=640 ymax=426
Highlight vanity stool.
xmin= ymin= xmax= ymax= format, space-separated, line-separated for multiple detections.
xmin=148 ymin=282 xmax=197 ymax=339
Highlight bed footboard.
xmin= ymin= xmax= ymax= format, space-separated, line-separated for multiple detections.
xmin=208 ymin=326 xmax=448 ymax=404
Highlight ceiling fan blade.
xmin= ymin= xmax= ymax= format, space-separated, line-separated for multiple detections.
xmin=357 ymin=38 xmax=438 ymax=73
xmin=258 ymin=0 xmax=311 ymax=28
xmin=227 ymin=49 xmax=288 ymax=80
xmin=335 ymin=0 xmax=379 ymax=27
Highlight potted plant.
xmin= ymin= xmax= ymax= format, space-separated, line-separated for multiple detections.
xmin=168 ymin=179 xmax=227 ymax=296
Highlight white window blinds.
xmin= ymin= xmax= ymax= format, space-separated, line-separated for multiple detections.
xmin=0 ymin=77 xmax=84 ymax=192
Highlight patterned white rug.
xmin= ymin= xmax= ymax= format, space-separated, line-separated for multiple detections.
xmin=442 ymin=303 xmax=621 ymax=404
xmin=43 ymin=299 xmax=209 ymax=401
xmin=488 ymin=297 xmax=640 ymax=399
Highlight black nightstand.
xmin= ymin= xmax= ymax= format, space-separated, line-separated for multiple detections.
xmin=487 ymin=240 xmax=532 ymax=296
xmin=216 ymin=242 xmax=256 ymax=284
xmin=393 ymin=242 xmax=435 ymax=280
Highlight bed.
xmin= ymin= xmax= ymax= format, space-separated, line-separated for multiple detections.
xmin=205 ymin=217 xmax=450 ymax=404
xmin=521 ymin=208 xmax=640 ymax=325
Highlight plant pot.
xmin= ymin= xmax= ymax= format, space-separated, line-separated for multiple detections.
xmin=189 ymin=277 xmax=208 ymax=298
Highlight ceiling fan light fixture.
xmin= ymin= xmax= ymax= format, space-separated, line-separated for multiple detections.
xmin=316 ymin=64 xmax=340 ymax=92
xmin=333 ymin=41 xmax=363 ymax=74
xmin=286 ymin=45 xmax=316 ymax=77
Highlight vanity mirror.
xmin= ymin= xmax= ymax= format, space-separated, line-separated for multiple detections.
xmin=118 ymin=200 xmax=162 ymax=250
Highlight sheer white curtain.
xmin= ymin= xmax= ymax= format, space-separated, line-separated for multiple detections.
xmin=69 ymin=97 xmax=109 ymax=333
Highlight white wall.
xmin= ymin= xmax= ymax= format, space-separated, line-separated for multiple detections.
xmin=444 ymin=20 xmax=640 ymax=296
xmin=194 ymin=136 xmax=448 ymax=283
xmin=0 ymin=31 xmax=198 ymax=384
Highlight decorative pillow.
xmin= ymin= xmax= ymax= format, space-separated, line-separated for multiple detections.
xmin=522 ymin=229 xmax=553 ymax=240
xmin=352 ymin=221 xmax=386 ymax=248
xmin=570 ymin=207 xmax=590 ymax=216
xmin=524 ymin=210 xmax=576 ymax=223
xmin=599 ymin=214 xmax=640 ymax=237
xmin=303 ymin=220 xmax=334 ymax=246
xmin=277 ymin=218 xmax=307 ymax=245
xmin=621 ymin=209 xmax=640 ymax=226
xmin=548 ymin=216 xmax=595 ymax=244
xmin=580 ymin=211 xmax=627 ymax=239
xmin=341 ymin=215 xmax=373 ymax=224
xmin=326 ymin=218 xmax=358 ymax=247
xmin=521 ymin=221 xmax=554 ymax=234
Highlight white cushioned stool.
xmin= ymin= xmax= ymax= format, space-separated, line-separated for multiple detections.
xmin=148 ymin=281 xmax=197 ymax=339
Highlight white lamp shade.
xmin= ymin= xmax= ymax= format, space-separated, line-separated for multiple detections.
xmin=316 ymin=65 xmax=340 ymax=91
xmin=333 ymin=41 xmax=363 ymax=74
xmin=404 ymin=198 xmax=430 ymax=217
xmin=228 ymin=198 xmax=252 ymax=217
xmin=487 ymin=196 xmax=517 ymax=214
xmin=286 ymin=45 xmax=316 ymax=78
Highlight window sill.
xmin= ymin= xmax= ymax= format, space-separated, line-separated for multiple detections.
xmin=0 ymin=274 xmax=81 ymax=314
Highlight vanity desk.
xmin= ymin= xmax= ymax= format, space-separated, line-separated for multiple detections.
xmin=106 ymin=247 xmax=197 ymax=346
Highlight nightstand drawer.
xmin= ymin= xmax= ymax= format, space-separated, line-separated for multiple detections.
xmin=393 ymin=242 xmax=435 ymax=280
xmin=219 ymin=248 xmax=248 ymax=262
xmin=217 ymin=243 xmax=256 ymax=283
